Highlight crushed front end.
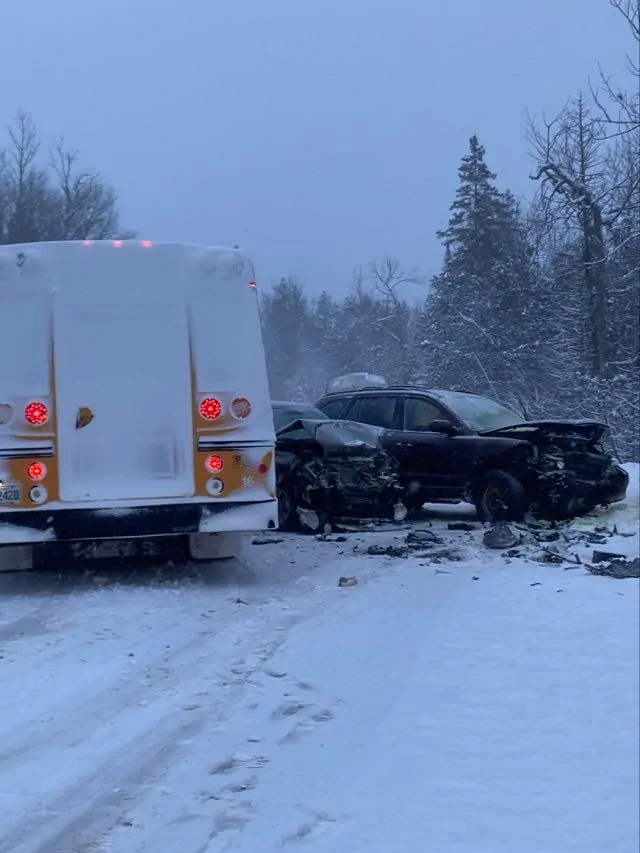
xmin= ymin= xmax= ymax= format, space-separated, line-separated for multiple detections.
xmin=275 ymin=419 xmax=406 ymax=530
xmin=523 ymin=424 xmax=629 ymax=520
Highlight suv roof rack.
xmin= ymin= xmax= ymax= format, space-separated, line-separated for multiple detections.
xmin=321 ymin=385 xmax=486 ymax=397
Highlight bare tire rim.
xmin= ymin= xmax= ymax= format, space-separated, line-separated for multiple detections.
xmin=483 ymin=485 xmax=507 ymax=517
xmin=277 ymin=487 xmax=292 ymax=527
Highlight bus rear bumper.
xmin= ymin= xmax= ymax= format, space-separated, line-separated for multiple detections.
xmin=0 ymin=499 xmax=279 ymax=546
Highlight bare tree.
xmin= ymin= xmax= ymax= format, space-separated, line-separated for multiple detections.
xmin=370 ymin=254 xmax=424 ymax=309
xmin=368 ymin=255 xmax=424 ymax=382
xmin=49 ymin=141 xmax=122 ymax=240
xmin=3 ymin=109 xmax=54 ymax=243
xmin=528 ymin=96 xmax=639 ymax=378
xmin=0 ymin=109 xmax=131 ymax=245
xmin=590 ymin=0 xmax=640 ymax=135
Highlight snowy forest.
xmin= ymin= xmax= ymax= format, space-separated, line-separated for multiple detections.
xmin=261 ymin=1 xmax=639 ymax=460
xmin=0 ymin=1 xmax=638 ymax=460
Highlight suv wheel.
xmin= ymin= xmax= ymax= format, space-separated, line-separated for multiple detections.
xmin=475 ymin=469 xmax=526 ymax=522
xmin=277 ymin=484 xmax=296 ymax=530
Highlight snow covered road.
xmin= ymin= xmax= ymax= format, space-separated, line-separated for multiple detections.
xmin=0 ymin=467 xmax=638 ymax=853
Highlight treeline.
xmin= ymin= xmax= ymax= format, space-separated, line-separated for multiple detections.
xmin=261 ymin=1 xmax=639 ymax=461
xmin=0 ymin=110 xmax=129 ymax=244
xmin=1 ymin=3 xmax=637 ymax=461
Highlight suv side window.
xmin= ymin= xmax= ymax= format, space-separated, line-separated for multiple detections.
xmin=404 ymin=397 xmax=447 ymax=431
xmin=357 ymin=396 xmax=398 ymax=429
xmin=319 ymin=399 xmax=347 ymax=418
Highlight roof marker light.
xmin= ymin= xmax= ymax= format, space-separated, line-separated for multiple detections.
xmin=113 ymin=240 xmax=123 ymax=248
xmin=141 ymin=240 xmax=153 ymax=248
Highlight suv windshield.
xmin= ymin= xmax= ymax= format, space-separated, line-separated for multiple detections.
xmin=431 ymin=391 xmax=525 ymax=432
xmin=272 ymin=404 xmax=329 ymax=431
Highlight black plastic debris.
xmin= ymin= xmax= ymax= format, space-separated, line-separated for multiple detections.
xmin=406 ymin=529 xmax=443 ymax=546
xmin=592 ymin=549 xmax=626 ymax=564
xmin=586 ymin=556 xmax=639 ymax=579
xmin=447 ymin=522 xmax=476 ymax=532
xmin=534 ymin=530 xmax=561 ymax=543
xmin=366 ymin=544 xmax=409 ymax=558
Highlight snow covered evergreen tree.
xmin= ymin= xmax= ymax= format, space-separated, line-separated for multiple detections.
xmin=419 ymin=136 xmax=542 ymax=408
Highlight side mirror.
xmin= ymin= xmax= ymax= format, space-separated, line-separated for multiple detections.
xmin=430 ymin=419 xmax=458 ymax=437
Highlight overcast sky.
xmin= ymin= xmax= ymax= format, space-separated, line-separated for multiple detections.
xmin=0 ymin=0 xmax=633 ymax=296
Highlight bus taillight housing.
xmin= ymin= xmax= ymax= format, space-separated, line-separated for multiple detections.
xmin=25 ymin=401 xmax=49 ymax=426
xmin=230 ymin=396 xmax=251 ymax=420
xmin=199 ymin=397 xmax=222 ymax=421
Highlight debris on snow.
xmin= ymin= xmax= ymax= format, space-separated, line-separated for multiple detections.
xmin=586 ymin=556 xmax=640 ymax=579
xmin=406 ymin=529 xmax=443 ymax=546
xmin=251 ymin=537 xmax=285 ymax=546
xmin=447 ymin=521 xmax=477 ymax=531
xmin=422 ymin=547 xmax=464 ymax=563
xmin=592 ymin=549 xmax=627 ymax=564
xmin=483 ymin=522 xmax=520 ymax=550
xmin=338 ymin=576 xmax=358 ymax=587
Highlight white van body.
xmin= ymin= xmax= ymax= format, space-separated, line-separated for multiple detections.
xmin=0 ymin=240 xmax=277 ymax=560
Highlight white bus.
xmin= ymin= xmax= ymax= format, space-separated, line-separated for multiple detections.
xmin=0 ymin=240 xmax=277 ymax=566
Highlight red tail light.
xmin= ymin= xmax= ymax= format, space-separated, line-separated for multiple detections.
xmin=25 ymin=401 xmax=49 ymax=426
xmin=28 ymin=462 xmax=47 ymax=481
xmin=206 ymin=454 xmax=223 ymax=472
xmin=230 ymin=396 xmax=251 ymax=419
xmin=199 ymin=397 xmax=222 ymax=420
xmin=258 ymin=463 xmax=268 ymax=474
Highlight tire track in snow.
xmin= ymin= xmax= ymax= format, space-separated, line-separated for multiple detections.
xmin=0 ymin=602 xmax=214 ymax=766
xmin=0 ymin=604 xmax=302 ymax=853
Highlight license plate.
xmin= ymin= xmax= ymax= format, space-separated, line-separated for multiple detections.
xmin=0 ymin=484 xmax=21 ymax=505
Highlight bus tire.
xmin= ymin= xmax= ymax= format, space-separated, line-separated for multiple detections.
xmin=188 ymin=532 xmax=242 ymax=561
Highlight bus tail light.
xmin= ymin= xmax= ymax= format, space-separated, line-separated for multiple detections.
xmin=230 ymin=396 xmax=251 ymax=419
xmin=28 ymin=462 xmax=47 ymax=481
xmin=25 ymin=401 xmax=49 ymax=426
xmin=199 ymin=398 xmax=222 ymax=421
xmin=206 ymin=455 xmax=223 ymax=472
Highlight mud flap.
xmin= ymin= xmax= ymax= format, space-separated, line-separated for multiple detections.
xmin=188 ymin=532 xmax=242 ymax=561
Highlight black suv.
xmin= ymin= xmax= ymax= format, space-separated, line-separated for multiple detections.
xmin=315 ymin=385 xmax=629 ymax=522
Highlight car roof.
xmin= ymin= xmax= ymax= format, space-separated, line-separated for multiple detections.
xmin=318 ymin=387 xmax=484 ymax=398
xmin=272 ymin=400 xmax=322 ymax=408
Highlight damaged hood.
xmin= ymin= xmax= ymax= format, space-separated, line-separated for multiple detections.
xmin=478 ymin=419 xmax=609 ymax=444
xmin=275 ymin=418 xmax=386 ymax=456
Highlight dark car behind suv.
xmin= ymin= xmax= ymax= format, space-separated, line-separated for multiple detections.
xmin=315 ymin=385 xmax=629 ymax=522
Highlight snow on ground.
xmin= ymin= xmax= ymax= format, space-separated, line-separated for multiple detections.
xmin=0 ymin=464 xmax=637 ymax=853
